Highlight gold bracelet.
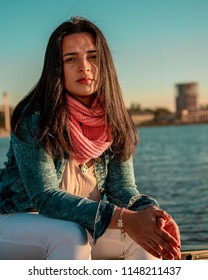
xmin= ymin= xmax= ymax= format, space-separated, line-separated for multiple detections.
xmin=117 ymin=208 xmax=126 ymax=242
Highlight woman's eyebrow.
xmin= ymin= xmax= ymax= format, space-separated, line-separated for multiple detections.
xmin=63 ymin=52 xmax=77 ymax=57
xmin=63 ymin=50 xmax=96 ymax=57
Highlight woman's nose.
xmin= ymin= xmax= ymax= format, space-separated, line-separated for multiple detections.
xmin=78 ymin=59 xmax=90 ymax=73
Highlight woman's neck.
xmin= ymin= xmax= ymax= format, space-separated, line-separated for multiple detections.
xmin=67 ymin=92 xmax=97 ymax=108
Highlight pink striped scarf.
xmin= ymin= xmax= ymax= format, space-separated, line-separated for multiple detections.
xmin=66 ymin=95 xmax=112 ymax=164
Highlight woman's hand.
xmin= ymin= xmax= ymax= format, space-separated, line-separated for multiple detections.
xmin=123 ymin=206 xmax=181 ymax=260
xmin=156 ymin=213 xmax=181 ymax=259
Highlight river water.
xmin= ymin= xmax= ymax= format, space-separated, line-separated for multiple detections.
xmin=134 ymin=124 xmax=208 ymax=250
xmin=0 ymin=124 xmax=208 ymax=250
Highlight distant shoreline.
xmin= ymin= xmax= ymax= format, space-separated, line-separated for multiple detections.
xmin=0 ymin=130 xmax=10 ymax=138
xmin=0 ymin=121 xmax=208 ymax=138
xmin=137 ymin=120 xmax=208 ymax=128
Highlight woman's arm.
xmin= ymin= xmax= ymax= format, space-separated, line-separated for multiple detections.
xmin=106 ymin=156 xmax=181 ymax=259
xmin=11 ymin=115 xmax=115 ymax=241
xmin=106 ymin=155 xmax=159 ymax=209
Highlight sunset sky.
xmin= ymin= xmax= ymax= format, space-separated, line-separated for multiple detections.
xmin=0 ymin=0 xmax=208 ymax=111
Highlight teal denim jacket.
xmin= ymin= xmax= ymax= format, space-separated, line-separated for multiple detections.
xmin=0 ymin=112 xmax=158 ymax=243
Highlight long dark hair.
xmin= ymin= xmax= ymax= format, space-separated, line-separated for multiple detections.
xmin=11 ymin=16 xmax=138 ymax=160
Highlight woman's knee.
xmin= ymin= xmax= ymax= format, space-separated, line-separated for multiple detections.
xmin=45 ymin=221 xmax=91 ymax=260
xmin=46 ymin=220 xmax=88 ymax=245
xmin=0 ymin=213 xmax=91 ymax=260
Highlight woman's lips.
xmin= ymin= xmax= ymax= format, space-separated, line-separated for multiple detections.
xmin=77 ymin=78 xmax=92 ymax=84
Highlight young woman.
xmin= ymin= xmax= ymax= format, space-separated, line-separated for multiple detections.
xmin=0 ymin=17 xmax=181 ymax=260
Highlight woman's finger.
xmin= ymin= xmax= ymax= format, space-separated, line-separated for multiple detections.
xmin=155 ymin=209 xmax=171 ymax=220
xmin=141 ymin=243 xmax=162 ymax=259
xmin=157 ymin=217 xmax=166 ymax=228
xmin=156 ymin=223 xmax=180 ymax=246
xmin=146 ymin=239 xmax=165 ymax=257
xmin=153 ymin=230 xmax=181 ymax=259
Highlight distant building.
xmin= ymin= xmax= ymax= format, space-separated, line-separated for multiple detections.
xmin=175 ymin=82 xmax=198 ymax=116
xmin=181 ymin=109 xmax=208 ymax=123
xmin=175 ymin=83 xmax=208 ymax=123
xmin=3 ymin=92 xmax=11 ymax=132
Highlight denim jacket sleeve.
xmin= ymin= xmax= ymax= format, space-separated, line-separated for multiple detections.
xmin=105 ymin=155 xmax=159 ymax=210
xmin=11 ymin=113 xmax=115 ymax=242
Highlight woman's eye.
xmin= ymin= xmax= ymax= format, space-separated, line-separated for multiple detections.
xmin=88 ymin=55 xmax=97 ymax=60
xmin=64 ymin=57 xmax=76 ymax=63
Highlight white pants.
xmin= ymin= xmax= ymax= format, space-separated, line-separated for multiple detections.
xmin=0 ymin=213 xmax=157 ymax=260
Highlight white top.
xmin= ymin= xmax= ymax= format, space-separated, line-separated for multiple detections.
xmin=59 ymin=159 xmax=100 ymax=201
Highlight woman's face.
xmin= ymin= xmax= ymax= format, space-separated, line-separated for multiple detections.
xmin=62 ymin=32 xmax=99 ymax=106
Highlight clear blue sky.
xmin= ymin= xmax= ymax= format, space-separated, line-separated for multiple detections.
xmin=0 ymin=0 xmax=208 ymax=111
